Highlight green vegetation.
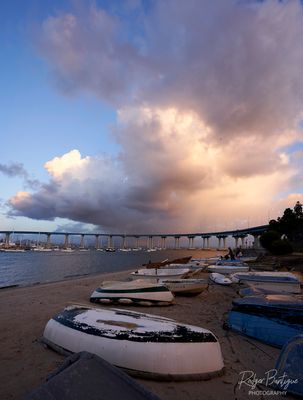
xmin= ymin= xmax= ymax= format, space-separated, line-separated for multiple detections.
xmin=260 ymin=201 xmax=303 ymax=254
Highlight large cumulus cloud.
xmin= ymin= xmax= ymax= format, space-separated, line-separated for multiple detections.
xmin=8 ymin=0 xmax=303 ymax=233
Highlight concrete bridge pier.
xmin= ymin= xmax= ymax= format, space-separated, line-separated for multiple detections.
xmin=174 ymin=236 xmax=180 ymax=249
xmin=64 ymin=234 xmax=70 ymax=249
xmin=217 ymin=235 xmax=227 ymax=249
xmin=202 ymin=235 xmax=211 ymax=249
xmin=161 ymin=236 xmax=166 ymax=249
xmin=148 ymin=236 xmax=154 ymax=249
xmin=233 ymin=235 xmax=239 ymax=248
xmin=80 ymin=234 xmax=85 ymax=248
xmin=95 ymin=235 xmax=100 ymax=249
xmin=121 ymin=235 xmax=126 ymax=249
xmin=188 ymin=236 xmax=195 ymax=249
xmin=108 ymin=235 xmax=113 ymax=249
xmin=5 ymin=232 xmax=11 ymax=247
xmin=46 ymin=234 xmax=52 ymax=248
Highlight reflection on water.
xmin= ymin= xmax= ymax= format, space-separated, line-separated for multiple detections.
xmin=0 ymin=249 xmax=219 ymax=288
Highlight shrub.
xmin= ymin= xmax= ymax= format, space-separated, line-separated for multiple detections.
xmin=270 ymin=239 xmax=293 ymax=255
xmin=259 ymin=230 xmax=281 ymax=250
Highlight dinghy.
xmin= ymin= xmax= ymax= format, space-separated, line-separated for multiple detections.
xmin=231 ymin=272 xmax=302 ymax=294
xmin=130 ymin=268 xmax=190 ymax=282
xmin=207 ymin=265 xmax=249 ymax=274
xmin=90 ymin=280 xmax=174 ymax=306
xmin=226 ymin=310 xmax=303 ymax=348
xmin=167 ymin=263 xmax=205 ymax=271
xmin=232 ymin=294 xmax=303 ymax=321
xmin=43 ymin=305 xmax=224 ymax=380
xmin=209 ymin=273 xmax=232 ymax=286
xmin=162 ymin=279 xmax=208 ymax=296
xmin=216 ymin=259 xmax=246 ymax=266
xmin=273 ymin=334 xmax=303 ymax=397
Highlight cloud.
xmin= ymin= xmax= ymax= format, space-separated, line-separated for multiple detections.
xmin=8 ymin=0 xmax=303 ymax=232
xmin=8 ymin=107 xmax=297 ymax=232
xmin=0 ymin=162 xmax=41 ymax=189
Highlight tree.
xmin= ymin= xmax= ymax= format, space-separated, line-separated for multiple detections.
xmin=294 ymin=201 xmax=303 ymax=219
xmin=266 ymin=201 xmax=303 ymax=245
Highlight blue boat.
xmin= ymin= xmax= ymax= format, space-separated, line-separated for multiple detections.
xmin=227 ymin=311 xmax=303 ymax=348
xmin=232 ymin=294 xmax=303 ymax=323
xmin=273 ymin=335 xmax=303 ymax=397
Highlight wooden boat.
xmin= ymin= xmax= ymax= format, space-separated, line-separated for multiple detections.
xmin=43 ymin=305 xmax=224 ymax=380
xmin=130 ymin=268 xmax=190 ymax=282
xmin=162 ymin=279 xmax=208 ymax=296
xmin=143 ymin=256 xmax=191 ymax=269
xmin=273 ymin=334 xmax=303 ymax=396
xmin=207 ymin=265 xmax=249 ymax=274
xmin=209 ymin=273 xmax=232 ymax=286
xmin=231 ymin=272 xmax=302 ymax=294
xmin=90 ymin=280 xmax=174 ymax=306
xmin=226 ymin=310 xmax=303 ymax=348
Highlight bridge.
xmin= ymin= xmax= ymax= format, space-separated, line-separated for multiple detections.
xmin=0 ymin=225 xmax=269 ymax=250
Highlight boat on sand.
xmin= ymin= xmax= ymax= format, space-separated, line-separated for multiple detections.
xmin=231 ymin=271 xmax=302 ymax=294
xmin=130 ymin=268 xmax=190 ymax=282
xmin=90 ymin=280 xmax=174 ymax=306
xmin=209 ymin=273 xmax=232 ymax=286
xmin=207 ymin=265 xmax=249 ymax=274
xmin=162 ymin=279 xmax=208 ymax=296
xmin=43 ymin=305 xmax=224 ymax=380
xmin=226 ymin=294 xmax=303 ymax=348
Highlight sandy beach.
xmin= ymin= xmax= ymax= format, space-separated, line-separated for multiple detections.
xmin=0 ymin=260 xmax=300 ymax=400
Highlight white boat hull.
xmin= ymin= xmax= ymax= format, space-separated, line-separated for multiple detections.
xmin=90 ymin=281 xmax=174 ymax=305
xmin=130 ymin=268 xmax=190 ymax=282
xmin=209 ymin=273 xmax=232 ymax=285
xmin=43 ymin=306 xmax=224 ymax=380
xmin=207 ymin=265 xmax=249 ymax=274
xmin=162 ymin=279 xmax=208 ymax=296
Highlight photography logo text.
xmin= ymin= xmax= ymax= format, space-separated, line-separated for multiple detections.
xmin=238 ymin=369 xmax=298 ymax=396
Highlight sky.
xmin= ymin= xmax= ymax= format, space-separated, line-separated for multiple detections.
xmin=1 ymin=0 xmax=303 ymax=235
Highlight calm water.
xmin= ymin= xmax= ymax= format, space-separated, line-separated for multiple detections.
xmin=0 ymin=249 xmax=220 ymax=288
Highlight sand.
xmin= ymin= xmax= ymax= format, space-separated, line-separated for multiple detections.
xmin=0 ymin=266 xmax=299 ymax=400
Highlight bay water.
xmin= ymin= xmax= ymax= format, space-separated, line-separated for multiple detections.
xmin=0 ymin=249 xmax=219 ymax=288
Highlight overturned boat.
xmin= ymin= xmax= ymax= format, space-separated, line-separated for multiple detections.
xmin=43 ymin=305 xmax=224 ymax=380
xmin=209 ymin=273 xmax=232 ymax=286
xmin=90 ymin=280 xmax=174 ymax=306
xmin=273 ymin=334 xmax=303 ymax=397
xmin=231 ymin=272 xmax=302 ymax=294
xmin=162 ymin=279 xmax=208 ymax=296
xmin=226 ymin=294 xmax=303 ymax=347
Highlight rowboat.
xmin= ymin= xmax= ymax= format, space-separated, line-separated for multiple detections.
xmin=167 ymin=263 xmax=205 ymax=271
xmin=162 ymin=279 xmax=208 ymax=296
xmin=207 ymin=265 xmax=249 ymax=274
xmin=90 ymin=280 xmax=174 ymax=306
xmin=273 ymin=334 xmax=303 ymax=396
xmin=232 ymin=294 xmax=303 ymax=321
xmin=130 ymin=268 xmax=190 ymax=282
xmin=25 ymin=352 xmax=161 ymax=400
xmin=43 ymin=305 xmax=224 ymax=380
xmin=226 ymin=311 xmax=303 ymax=348
xmin=215 ymin=259 xmax=247 ymax=266
xmin=231 ymin=272 xmax=302 ymax=294
xmin=209 ymin=273 xmax=232 ymax=285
